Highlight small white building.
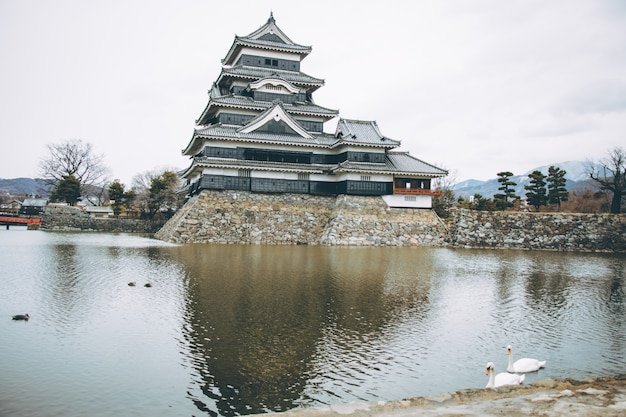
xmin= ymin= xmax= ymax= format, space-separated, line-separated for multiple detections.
xmin=84 ymin=206 xmax=114 ymax=218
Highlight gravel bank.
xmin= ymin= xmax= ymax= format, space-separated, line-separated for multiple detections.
xmin=264 ymin=375 xmax=626 ymax=417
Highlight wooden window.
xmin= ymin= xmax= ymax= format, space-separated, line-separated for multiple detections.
xmin=361 ymin=175 xmax=371 ymax=182
xmin=238 ymin=169 xmax=251 ymax=177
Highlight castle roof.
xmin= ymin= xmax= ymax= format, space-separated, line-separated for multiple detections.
xmin=185 ymin=115 xmax=404 ymax=156
xmin=335 ymin=119 xmax=400 ymax=147
xmin=222 ymin=14 xmax=312 ymax=65
xmin=196 ymin=95 xmax=338 ymax=126
xmin=331 ymin=153 xmax=448 ymax=177
xmin=219 ymin=66 xmax=324 ymax=89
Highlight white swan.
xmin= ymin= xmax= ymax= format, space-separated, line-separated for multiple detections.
xmin=507 ymin=345 xmax=546 ymax=373
xmin=485 ymin=361 xmax=525 ymax=388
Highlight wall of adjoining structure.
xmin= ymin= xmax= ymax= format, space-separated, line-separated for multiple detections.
xmin=41 ymin=205 xmax=166 ymax=234
xmin=154 ymin=190 xmax=447 ymax=246
xmin=446 ymin=208 xmax=626 ymax=252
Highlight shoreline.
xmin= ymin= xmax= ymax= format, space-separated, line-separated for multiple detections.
xmin=263 ymin=375 xmax=626 ymax=417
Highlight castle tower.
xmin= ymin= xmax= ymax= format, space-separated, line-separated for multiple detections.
xmin=180 ymin=14 xmax=447 ymax=208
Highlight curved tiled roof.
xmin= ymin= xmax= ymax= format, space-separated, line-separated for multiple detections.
xmin=386 ymin=152 xmax=448 ymax=176
xmin=190 ymin=156 xmax=329 ymax=173
xmin=330 ymin=153 xmax=447 ymax=177
xmin=335 ymin=119 xmax=400 ymax=147
xmin=228 ymin=38 xmax=311 ymax=55
xmin=220 ymin=66 xmax=324 ymax=87
xmin=207 ymin=95 xmax=338 ymax=117
xmin=193 ymin=124 xmax=338 ymax=148
xmin=222 ymin=14 xmax=312 ymax=65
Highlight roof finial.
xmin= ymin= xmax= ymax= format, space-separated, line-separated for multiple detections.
xmin=269 ymin=11 xmax=275 ymax=23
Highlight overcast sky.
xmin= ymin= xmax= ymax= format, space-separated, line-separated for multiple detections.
xmin=1 ymin=0 xmax=625 ymax=185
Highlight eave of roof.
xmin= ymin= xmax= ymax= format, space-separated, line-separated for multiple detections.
xmin=190 ymin=156 xmax=329 ymax=174
xmin=191 ymin=125 xmax=337 ymax=149
xmin=197 ymin=95 xmax=339 ymax=125
xmin=219 ymin=65 xmax=325 ymax=87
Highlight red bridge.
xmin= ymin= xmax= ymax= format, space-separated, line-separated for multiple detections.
xmin=0 ymin=216 xmax=42 ymax=229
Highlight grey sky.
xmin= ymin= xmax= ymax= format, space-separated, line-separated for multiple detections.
xmin=1 ymin=0 xmax=625 ymax=185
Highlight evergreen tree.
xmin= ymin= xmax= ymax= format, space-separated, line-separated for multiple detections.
xmin=147 ymin=171 xmax=180 ymax=218
xmin=525 ymin=170 xmax=548 ymax=211
xmin=49 ymin=174 xmax=81 ymax=205
xmin=547 ymin=166 xmax=568 ymax=211
xmin=108 ymin=180 xmax=136 ymax=216
xmin=472 ymin=193 xmax=497 ymax=211
xmin=493 ymin=171 xmax=518 ymax=210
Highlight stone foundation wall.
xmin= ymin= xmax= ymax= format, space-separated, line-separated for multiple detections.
xmin=39 ymin=198 xmax=626 ymax=252
xmin=41 ymin=205 xmax=166 ymax=233
xmin=446 ymin=208 xmax=626 ymax=252
xmin=154 ymin=190 xmax=448 ymax=246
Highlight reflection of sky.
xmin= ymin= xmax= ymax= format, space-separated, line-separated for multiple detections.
xmin=2 ymin=234 xmax=625 ymax=416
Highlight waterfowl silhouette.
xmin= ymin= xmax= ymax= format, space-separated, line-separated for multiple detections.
xmin=144 ymin=283 xmax=152 ymax=288
xmin=128 ymin=282 xmax=136 ymax=286
xmin=12 ymin=314 xmax=30 ymax=321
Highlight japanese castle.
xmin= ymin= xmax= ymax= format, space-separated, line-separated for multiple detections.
xmin=181 ymin=14 xmax=447 ymax=208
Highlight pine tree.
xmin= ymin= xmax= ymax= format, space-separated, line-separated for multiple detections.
xmin=547 ymin=166 xmax=568 ymax=211
xmin=108 ymin=180 xmax=136 ymax=216
xmin=49 ymin=174 xmax=81 ymax=205
xmin=493 ymin=171 xmax=518 ymax=210
xmin=525 ymin=170 xmax=548 ymax=211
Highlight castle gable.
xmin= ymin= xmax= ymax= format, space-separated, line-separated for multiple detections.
xmin=238 ymin=102 xmax=312 ymax=139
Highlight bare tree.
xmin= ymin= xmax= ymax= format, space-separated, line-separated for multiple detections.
xmin=39 ymin=139 xmax=109 ymax=191
xmin=588 ymin=147 xmax=626 ymax=214
xmin=432 ymin=166 xmax=457 ymax=218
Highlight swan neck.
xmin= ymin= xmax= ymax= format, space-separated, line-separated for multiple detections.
xmin=488 ymin=369 xmax=495 ymax=388
xmin=507 ymin=353 xmax=514 ymax=372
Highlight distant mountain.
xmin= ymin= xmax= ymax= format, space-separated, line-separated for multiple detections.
xmin=453 ymin=161 xmax=600 ymax=199
xmin=0 ymin=178 xmax=52 ymax=197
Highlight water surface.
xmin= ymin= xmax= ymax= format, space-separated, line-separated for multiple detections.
xmin=1 ymin=228 xmax=624 ymax=416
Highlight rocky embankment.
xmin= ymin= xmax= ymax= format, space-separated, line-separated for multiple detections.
xmin=39 ymin=194 xmax=626 ymax=253
xmin=448 ymin=209 xmax=626 ymax=252
xmin=155 ymin=190 xmax=447 ymax=246
xmin=262 ymin=375 xmax=626 ymax=417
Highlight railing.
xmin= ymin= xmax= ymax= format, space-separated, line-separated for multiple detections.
xmin=393 ymin=188 xmax=442 ymax=196
xmin=0 ymin=216 xmax=42 ymax=225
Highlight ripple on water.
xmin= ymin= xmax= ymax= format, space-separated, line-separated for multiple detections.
xmin=2 ymin=239 xmax=626 ymax=417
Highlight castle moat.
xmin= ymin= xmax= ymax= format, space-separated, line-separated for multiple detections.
xmin=2 ymin=229 xmax=625 ymax=416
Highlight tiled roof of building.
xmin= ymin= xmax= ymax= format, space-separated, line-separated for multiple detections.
xmin=220 ymin=66 xmax=324 ymax=87
xmin=222 ymin=14 xmax=312 ymax=65
xmin=335 ymin=119 xmax=401 ymax=147
xmin=329 ymin=153 xmax=447 ymax=177
xmin=188 ymin=154 xmax=446 ymax=178
xmin=207 ymin=95 xmax=338 ymax=117
xmin=22 ymin=198 xmax=48 ymax=207
xmin=191 ymin=157 xmax=329 ymax=173
xmin=386 ymin=152 xmax=448 ymax=176
xmin=229 ymin=37 xmax=312 ymax=54
xmin=193 ymin=124 xmax=338 ymax=148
